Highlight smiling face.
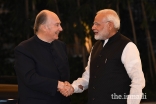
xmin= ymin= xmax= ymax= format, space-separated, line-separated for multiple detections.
xmin=92 ymin=13 xmax=110 ymax=40
xmin=45 ymin=12 xmax=63 ymax=41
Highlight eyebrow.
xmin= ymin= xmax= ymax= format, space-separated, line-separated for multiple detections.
xmin=93 ymin=22 xmax=100 ymax=24
xmin=93 ymin=21 xmax=98 ymax=23
xmin=56 ymin=22 xmax=61 ymax=24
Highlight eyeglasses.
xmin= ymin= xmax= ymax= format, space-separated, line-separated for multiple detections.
xmin=93 ymin=21 xmax=110 ymax=27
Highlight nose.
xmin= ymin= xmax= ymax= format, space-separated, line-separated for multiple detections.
xmin=59 ymin=26 xmax=63 ymax=31
xmin=92 ymin=24 xmax=95 ymax=30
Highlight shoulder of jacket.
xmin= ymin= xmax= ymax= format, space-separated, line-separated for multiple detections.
xmin=120 ymin=34 xmax=131 ymax=42
xmin=15 ymin=37 xmax=35 ymax=51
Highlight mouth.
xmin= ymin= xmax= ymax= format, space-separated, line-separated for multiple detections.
xmin=55 ymin=32 xmax=59 ymax=35
xmin=94 ymin=31 xmax=98 ymax=35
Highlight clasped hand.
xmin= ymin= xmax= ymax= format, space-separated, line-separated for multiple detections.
xmin=58 ymin=81 xmax=74 ymax=97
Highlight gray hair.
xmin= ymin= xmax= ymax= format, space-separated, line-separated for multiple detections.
xmin=97 ymin=9 xmax=120 ymax=30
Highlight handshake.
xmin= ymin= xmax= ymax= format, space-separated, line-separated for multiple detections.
xmin=57 ymin=81 xmax=74 ymax=97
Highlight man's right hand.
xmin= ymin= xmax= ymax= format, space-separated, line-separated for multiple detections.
xmin=58 ymin=81 xmax=74 ymax=97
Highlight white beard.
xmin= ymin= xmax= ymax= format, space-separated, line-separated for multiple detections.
xmin=94 ymin=27 xmax=109 ymax=40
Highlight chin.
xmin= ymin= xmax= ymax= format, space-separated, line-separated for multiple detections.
xmin=55 ymin=37 xmax=59 ymax=40
xmin=94 ymin=36 xmax=100 ymax=40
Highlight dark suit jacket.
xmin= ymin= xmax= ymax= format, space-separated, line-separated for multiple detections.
xmin=14 ymin=35 xmax=70 ymax=104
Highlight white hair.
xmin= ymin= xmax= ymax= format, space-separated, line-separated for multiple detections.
xmin=97 ymin=9 xmax=120 ymax=30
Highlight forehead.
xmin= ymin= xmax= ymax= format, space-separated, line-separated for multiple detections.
xmin=94 ymin=13 xmax=106 ymax=23
xmin=47 ymin=12 xmax=61 ymax=23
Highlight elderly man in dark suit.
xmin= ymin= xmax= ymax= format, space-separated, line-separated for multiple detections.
xmin=14 ymin=10 xmax=70 ymax=104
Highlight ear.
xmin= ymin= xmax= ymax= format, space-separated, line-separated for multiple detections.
xmin=40 ymin=24 xmax=47 ymax=32
xmin=108 ymin=22 xmax=113 ymax=30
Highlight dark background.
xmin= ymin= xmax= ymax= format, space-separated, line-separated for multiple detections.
xmin=0 ymin=0 xmax=156 ymax=103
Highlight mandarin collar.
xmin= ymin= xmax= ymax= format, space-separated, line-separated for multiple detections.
xmin=34 ymin=35 xmax=52 ymax=47
xmin=100 ymin=31 xmax=120 ymax=45
xmin=107 ymin=31 xmax=120 ymax=43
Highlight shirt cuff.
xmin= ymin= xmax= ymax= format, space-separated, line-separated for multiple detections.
xmin=72 ymin=84 xmax=84 ymax=93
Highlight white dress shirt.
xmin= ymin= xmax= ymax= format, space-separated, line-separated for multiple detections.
xmin=72 ymin=39 xmax=145 ymax=104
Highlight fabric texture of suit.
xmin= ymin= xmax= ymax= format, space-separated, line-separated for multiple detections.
xmin=14 ymin=35 xmax=70 ymax=104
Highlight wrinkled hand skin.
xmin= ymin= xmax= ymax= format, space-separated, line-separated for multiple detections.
xmin=58 ymin=81 xmax=74 ymax=97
